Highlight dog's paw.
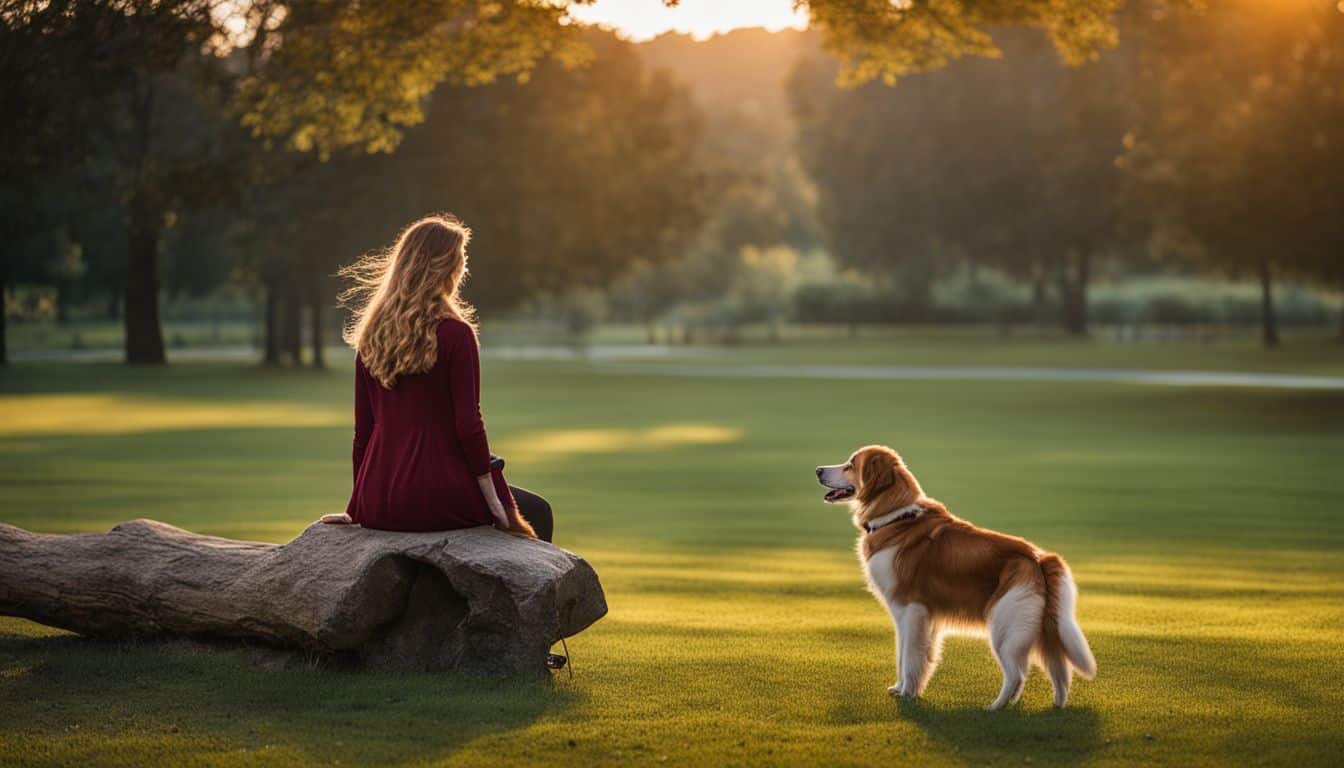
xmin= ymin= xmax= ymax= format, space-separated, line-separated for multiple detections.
xmin=889 ymin=684 xmax=919 ymax=700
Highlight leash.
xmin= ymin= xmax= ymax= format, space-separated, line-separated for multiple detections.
xmin=560 ymin=636 xmax=574 ymax=680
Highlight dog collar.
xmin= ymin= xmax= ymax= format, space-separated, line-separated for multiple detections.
xmin=864 ymin=503 xmax=923 ymax=533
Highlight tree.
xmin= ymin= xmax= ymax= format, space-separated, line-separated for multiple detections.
xmin=790 ymin=27 xmax=1135 ymax=329
xmin=1255 ymin=3 xmax=1344 ymax=340
xmin=232 ymin=28 xmax=708 ymax=366
xmin=802 ymin=0 xmax=1128 ymax=85
xmin=1122 ymin=0 xmax=1344 ymax=346
xmin=232 ymin=0 xmax=589 ymax=159
xmin=3 ymin=0 xmax=594 ymax=364
xmin=0 ymin=0 xmax=144 ymax=364
xmin=369 ymin=29 xmax=708 ymax=311
xmin=119 ymin=53 xmax=241 ymax=364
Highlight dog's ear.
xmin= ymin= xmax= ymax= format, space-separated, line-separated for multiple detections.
xmin=858 ymin=451 xmax=896 ymax=501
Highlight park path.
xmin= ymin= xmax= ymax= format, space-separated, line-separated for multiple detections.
xmin=592 ymin=362 xmax=1344 ymax=390
xmin=11 ymin=345 xmax=1344 ymax=390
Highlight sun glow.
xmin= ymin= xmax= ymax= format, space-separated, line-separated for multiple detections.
xmin=0 ymin=395 xmax=344 ymax=436
xmin=568 ymin=0 xmax=808 ymax=41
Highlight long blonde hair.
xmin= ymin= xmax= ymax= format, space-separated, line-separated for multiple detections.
xmin=340 ymin=214 xmax=478 ymax=388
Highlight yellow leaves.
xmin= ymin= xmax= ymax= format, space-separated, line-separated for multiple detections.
xmin=808 ymin=0 xmax=1125 ymax=86
xmin=234 ymin=0 xmax=590 ymax=159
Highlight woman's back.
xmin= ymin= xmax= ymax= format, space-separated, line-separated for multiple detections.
xmin=347 ymin=318 xmax=504 ymax=531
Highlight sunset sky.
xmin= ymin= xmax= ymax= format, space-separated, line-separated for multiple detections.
xmin=568 ymin=0 xmax=808 ymax=41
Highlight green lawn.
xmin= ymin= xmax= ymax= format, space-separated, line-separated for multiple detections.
xmin=1 ymin=336 xmax=1342 ymax=767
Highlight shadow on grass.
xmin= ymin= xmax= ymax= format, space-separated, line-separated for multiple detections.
xmin=0 ymin=632 xmax=580 ymax=764
xmin=822 ymin=667 xmax=1101 ymax=766
xmin=893 ymin=699 xmax=1101 ymax=766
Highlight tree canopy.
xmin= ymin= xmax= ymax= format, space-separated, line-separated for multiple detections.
xmin=798 ymin=0 xmax=1130 ymax=84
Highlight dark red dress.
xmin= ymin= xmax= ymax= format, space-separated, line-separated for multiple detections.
xmin=345 ymin=317 xmax=516 ymax=532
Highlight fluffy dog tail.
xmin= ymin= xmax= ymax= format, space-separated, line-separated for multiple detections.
xmin=1039 ymin=553 xmax=1096 ymax=680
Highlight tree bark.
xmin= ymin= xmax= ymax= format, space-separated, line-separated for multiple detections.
xmin=0 ymin=520 xmax=607 ymax=677
xmin=283 ymin=282 xmax=303 ymax=365
xmin=1259 ymin=257 xmax=1280 ymax=348
xmin=1059 ymin=250 xmax=1090 ymax=336
xmin=123 ymin=74 xmax=165 ymax=365
xmin=0 ymin=266 xmax=8 ymax=367
xmin=55 ymin=280 xmax=69 ymax=326
xmin=309 ymin=275 xmax=325 ymax=369
xmin=124 ymin=193 xmax=166 ymax=365
xmin=1338 ymin=277 xmax=1344 ymax=342
xmin=105 ymin=287 xmax=121 ymax=320
xmin=262 ymin=279 xmax=281 ymax=366
xmin=1074 ymin=250 xmax=1091 ymax=336
xmin=1031 ymin=261 xmax=1048 ymax=326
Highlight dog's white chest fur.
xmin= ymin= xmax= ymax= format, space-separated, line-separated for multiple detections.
xmin=863 ymin=545 xmax=901 ymax=613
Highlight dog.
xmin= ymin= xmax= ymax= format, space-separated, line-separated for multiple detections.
xmin=816 ymin=445 xmax=1095 ymax=709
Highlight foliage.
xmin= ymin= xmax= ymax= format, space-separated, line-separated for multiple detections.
xmin=1121 ymin=0 xmax=1344 ymax=344
xmin=639 ymin=27 xmax=824 ymax=255
xmin=233 ymin=0 xmax=593 ymax=158
xmin=790 ymin=26 xmax=1136 ymax=331
xmin=1 ymin=0 xmax=606 ymax=364
xmin=802 ymin=0 xmax=1130 ymax=85
xmin=363 ymin=30 xmax=708 ymax=310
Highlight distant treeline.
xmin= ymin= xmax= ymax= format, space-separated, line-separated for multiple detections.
xmin=788 ymin=0 xmax=1344 ymax=346
xmin=4 ymin=0 xmax=1342 ymax=367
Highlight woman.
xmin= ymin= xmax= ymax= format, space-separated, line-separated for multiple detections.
xmin=321 ymin=214 xmax=553 ymax=542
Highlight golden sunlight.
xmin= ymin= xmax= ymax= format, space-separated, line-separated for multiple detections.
xmin=0 ymin=395 xmax=345 ymax=436
xmin=568 ymin=0 xmax=807 ymax=41
xmin=496 ymin=423 xmax=742 ymax=464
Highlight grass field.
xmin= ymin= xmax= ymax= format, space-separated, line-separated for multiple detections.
xmin=2 ymin=335 xmax=1343 ymax=767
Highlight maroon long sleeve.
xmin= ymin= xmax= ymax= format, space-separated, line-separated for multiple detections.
xmin=443 ymin=320 xmax=493 ymax=477
xmin=352 ymin=355 xmax=374 ymax=482
xmin=344 ymin=317 xmax=507 ymax=532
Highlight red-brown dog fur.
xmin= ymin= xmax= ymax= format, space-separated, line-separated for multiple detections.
xmin=828 ymin=445 xmax=1095 ymax=708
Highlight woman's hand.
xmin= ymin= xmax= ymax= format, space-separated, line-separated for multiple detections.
xmin=476 ymin=474 xmax=512 ymax=529
xmin=476 ymin=474 xmax=537 ymax=538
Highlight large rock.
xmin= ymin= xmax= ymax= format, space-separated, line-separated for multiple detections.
xmin=0 ymin=520 xmax=607 ymax=676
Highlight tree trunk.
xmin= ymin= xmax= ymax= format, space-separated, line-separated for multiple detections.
xmin=123 ymin=74 xmax=165 ymax=365
xmin=283 ymin=283 xmax=303 ymax=365
xmin=106 ymin=288 xmax=121 ymax=320
xmin=0 ymin=519 xmax=607 ymax=677
xmin=262 ymin=279 xmax=281 ymax=366
xmin=124 ymin=194 xmax=166 ymax=365
xmin=55 ymin=281 xmax=69 ymax=326
xmin=0 ymin=267 xmax=8 ymax=367
xmin=1338 ymin=278 xmax=1344 ymax=342
xmin=1259 ymin=257 xmax=1280 ymax=348
xmin=309 ymin=275 xmax=325 ymax=369
xmin=1061 ymin=250 xmax=1090 ymax=336
xmin=1031 ymin=262 xmax=1048 ymax=326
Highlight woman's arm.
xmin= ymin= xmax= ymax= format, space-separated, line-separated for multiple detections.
xmin=446 ymin=323 xmax=492 ymax=478
xmin=446 ymin=322 xmax=520 ymax=530
xmin=352 ymin=355 xmax=374 ymax=481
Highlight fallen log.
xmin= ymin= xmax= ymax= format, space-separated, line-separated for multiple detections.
xmin=0 ymin=519 xmax=607 ymax=676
